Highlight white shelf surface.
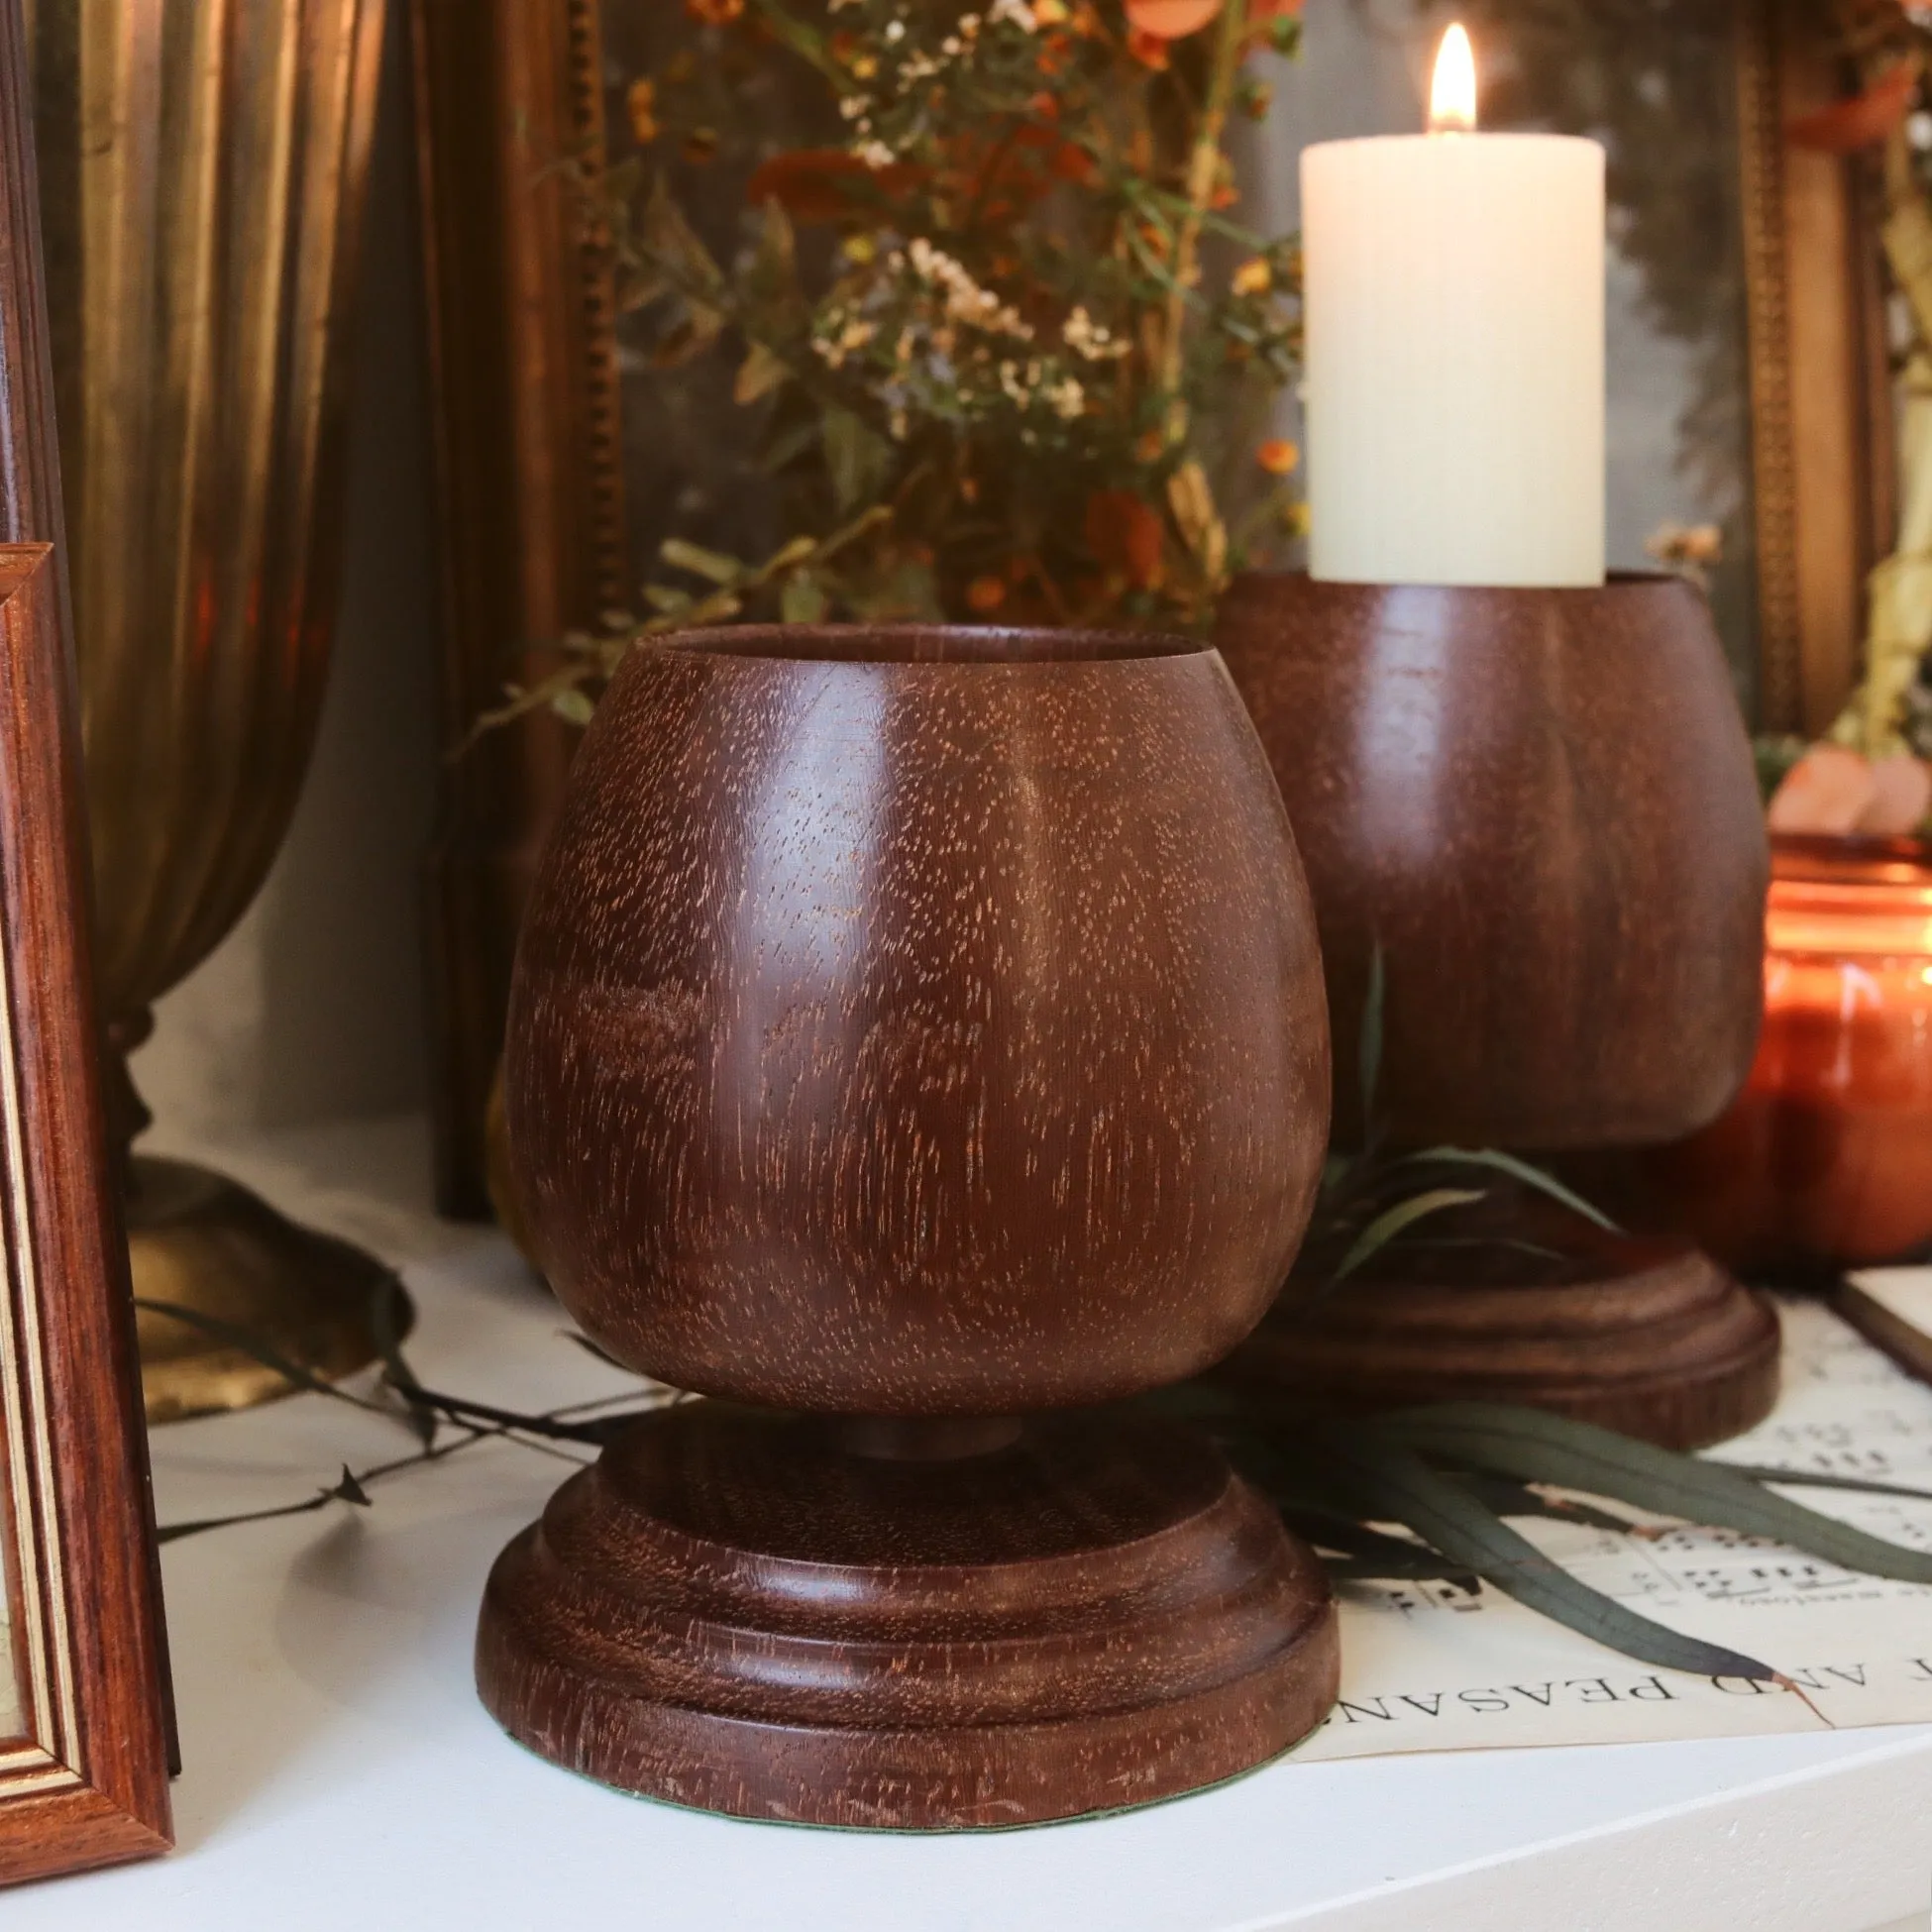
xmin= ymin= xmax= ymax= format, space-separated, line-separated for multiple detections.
xmin=16 ymin=1119 xmax=1931 ymax=1932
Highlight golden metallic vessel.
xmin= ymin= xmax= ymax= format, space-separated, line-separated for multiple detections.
xmin=31 ymin=0 xmax=398 ymax=1422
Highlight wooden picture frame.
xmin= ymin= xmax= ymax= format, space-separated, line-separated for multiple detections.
xmin=0 ymin=0 xmax=175 ymax=1887
xmin=409 ymin=0 xmax=1892 ymax=1212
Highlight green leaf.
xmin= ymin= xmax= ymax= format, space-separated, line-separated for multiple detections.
xmin=1309 ymin=1422 xmax=1781 ymax=1681
xmin=1279 ymin=1507 xmax=1478 ymax=1590
xmin=1377 ymin=1403 xmax=1932 ymax=1586
xmin=743 ymin=197 xmax=801 ymax=312
xmin=660 ymin=538 xmax=744 ymax=586
xmin=822 ymin=407 xmax=892 ymax=515
xmin=552 ymin=689 xmax=596 ymax=728
xmin=651 ymin=303 xmax=726 ymax=367
xmin=781 ymin=574 xmax=829 ymax=624
xmin=641 ymin=172 xmax=724 ymax=299
xmin=734 ymin=342 xmax=791 ymax=406
xmin=1715 ymin=1463 xmax=1932 ymax=1504
xmin=643 ymin=584 xmax=694 ymax=615
xmin=1401 ymin=1147 xmax=1621 ymax=1234
xmin=1335 ymin=1188 xmax=1486 ymax=1280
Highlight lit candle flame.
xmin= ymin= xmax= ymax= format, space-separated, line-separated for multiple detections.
xmin=1430 ymin=23 xmax=1478 ymax=135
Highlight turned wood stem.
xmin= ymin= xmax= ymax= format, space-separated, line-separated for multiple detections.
xmin=836 ymin=1416 xmax=1022 ymax=1462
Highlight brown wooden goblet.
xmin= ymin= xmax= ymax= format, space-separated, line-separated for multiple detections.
xmin=1215 ymin=574 xmax=1778 ymax=1449
xmin=478 ymin=625 xmax=1339 ymax=1828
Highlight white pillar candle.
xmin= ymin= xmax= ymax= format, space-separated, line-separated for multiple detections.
xmin=1302 ymin=26 xmax=1607 ymax=589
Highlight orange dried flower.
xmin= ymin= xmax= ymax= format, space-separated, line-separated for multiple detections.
xmin=1127 ymin=26 xmax=1171 ymax=68
xmin=625 ymin=78 xmax=659 ymax=145
xmin=1232 ymin=257 xmax=1272 ymax=296
xmin=1126 ymin=0 xmax=1223 ymax=38
xmin=1255 ymin=439 xmax=1299 ymax=477
xmin=967 ymin=576 xmax=1008 ymax=613
xmin=1085 ymin=490 xmax=1165 ymax=590
xmin=685 ymin=0 xmax=744 ymax=20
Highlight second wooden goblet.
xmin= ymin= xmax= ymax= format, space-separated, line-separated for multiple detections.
xmin=1216 ymin=573 xmax=1778 ymax=1449
xmin=478 ymin=624 xmax=1338 ymax=1828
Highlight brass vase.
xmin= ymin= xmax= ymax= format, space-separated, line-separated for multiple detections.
xmin=31 ymin=0 xmax=397 ymax=1421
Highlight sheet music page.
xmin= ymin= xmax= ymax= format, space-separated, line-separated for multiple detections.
xmin=1296 ymin=1290 xmax=1932 ymax=1762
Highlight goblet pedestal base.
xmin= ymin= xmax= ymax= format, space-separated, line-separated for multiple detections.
xmin=131 ymin=1155 xmax=403 ymax=1425
xmin=477 ymin=1402 xmax=1339 ymax=1830
xmin=1228 ymin=1239 xmax=1780 ymax=1452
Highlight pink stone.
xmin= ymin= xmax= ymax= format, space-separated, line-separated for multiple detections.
xmin=1767 ymin=746 xmax=1878 ymax=835
xmin=1858 ymin=753 xmax=1932 ymax=835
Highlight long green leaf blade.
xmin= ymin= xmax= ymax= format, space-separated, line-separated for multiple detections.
xmin=1401 ymin=1147 xmax=1621 ymax=1233
xmin=1379 ymin=1403 xmax=1932 ymax=1585
xmin=1336 ymin=1189 xmax=1485 ymax=1280
xmin=1305 ymin=1422 xmax=1781 ymax=1680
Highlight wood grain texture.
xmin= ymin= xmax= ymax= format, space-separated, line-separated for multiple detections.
xmin=478 ymin=1402 xmax=1339 ymax=1828
xmin=1230 ymin=1217 xmax=1781 ymax=1452
xmin=0 ymin=7 xmax=174 ymax=1866
xmin=506 ymin=626 xmax=1333 ymax=1414
xmin=486 ymin=624 xmax=1337 ymax=1822
xmin=1216 ymin=572 xmax=1770 ymax=1152
xmin=1835 ymin=1281 xmax=1932 ymax=1391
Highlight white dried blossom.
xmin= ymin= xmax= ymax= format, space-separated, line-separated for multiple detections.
xmin=1062 ymin=306 xmax=1128 ymax=363
xmin=839 ymin=96 xmax=867 ymax=120
xmin=885 ymin=16 xmax=906 ymax=38
xmin=1046 ymin=376 xmax=1086 ymax=420
xmin=988 ymin=0 xmax=1037 ymax=28
xmin=857 ymin=140 xmax=898 ymax=170
xmin=908 ymin=237 xmax=1033 ymax=342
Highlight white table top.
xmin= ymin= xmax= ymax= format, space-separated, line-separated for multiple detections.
xmin=18 ymin=1118 xmax=1932 ymax=1932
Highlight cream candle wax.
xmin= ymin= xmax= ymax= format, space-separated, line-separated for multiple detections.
xmin=1301 ymin=25 xmax=1607 ymax=589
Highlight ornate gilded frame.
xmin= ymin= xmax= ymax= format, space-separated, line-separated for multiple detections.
xmin=410 ymin=0 xmax=1892 ymax=1209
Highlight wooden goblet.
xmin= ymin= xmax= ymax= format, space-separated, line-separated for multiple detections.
xmin=478 ymin=625 xmax=1339 ymax=1828
xmin=1215 ymin=574 xmax=1779 ymax=1449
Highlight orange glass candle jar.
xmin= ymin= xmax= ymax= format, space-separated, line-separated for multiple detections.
xmin=1662 ymin=833 xmax=1932 ymax=1270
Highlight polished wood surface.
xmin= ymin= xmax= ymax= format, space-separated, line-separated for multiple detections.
xmin=507 ymin=627 xmax=1332 ymax=1413
xmin=480 ymin=1403 xmax=1339 ymax=1828
xmin=1217 ymin=572 xmax=1770 ymax=1152
xmin=484 ymin=624 xmax=1337 ymax=1823
xmin=0 ymin=0 xmax=173 ymax=1875
xmin=1232 ymin=1213 xmax=1780 ymax=1453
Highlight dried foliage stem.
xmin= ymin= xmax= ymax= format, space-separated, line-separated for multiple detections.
xmin=1162 ymin=0 xmax=1246 ymax=413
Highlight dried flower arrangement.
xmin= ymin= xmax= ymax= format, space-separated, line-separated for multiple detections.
xmin=489 ymin=0 xmax=1307 ymax=729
